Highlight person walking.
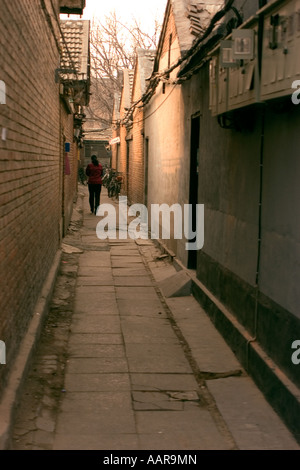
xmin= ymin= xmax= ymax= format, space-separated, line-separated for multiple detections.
xmin=86 ymin=155 xmax=103 ymax=215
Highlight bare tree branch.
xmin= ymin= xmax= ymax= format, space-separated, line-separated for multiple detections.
xmin=87 ymin=11 xmax=161 ymax=131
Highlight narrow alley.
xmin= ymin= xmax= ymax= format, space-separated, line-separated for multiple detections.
xmin=1 ymin=0 xmax=300 ymax=458
xmin=9 ymin=187 xmax=300 ymax=451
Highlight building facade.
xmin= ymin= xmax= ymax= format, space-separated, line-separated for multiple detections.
xmin=128 ymin=49 xmax=156 ymax=205
xmin=141 ymin=0 xmax=300 ymax=436
xmin=0 ymin=0 xmax=89 ymax=399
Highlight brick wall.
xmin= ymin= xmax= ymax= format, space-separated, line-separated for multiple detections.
xmin=161 ymin=8 xmax=177 ymax=59
xmin=130 ymin=62 xmax=145 ymax=205
xmin=0 ymin=0 xmax=63 ymax=395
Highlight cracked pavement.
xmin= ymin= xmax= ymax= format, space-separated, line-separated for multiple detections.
xmin=10 ymin=187 xmax=300 ymax=450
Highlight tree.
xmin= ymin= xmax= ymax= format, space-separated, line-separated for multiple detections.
xmin=86 ymin=11 xmax=161 ymax=130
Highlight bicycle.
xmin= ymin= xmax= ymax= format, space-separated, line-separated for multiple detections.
xmin=107 ymin=173 xmax=123 ymax=199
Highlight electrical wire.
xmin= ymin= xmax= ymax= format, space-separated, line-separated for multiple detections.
xmin=125 ymin=83 xmax=177 ymax=126
xmin=120 ymin=0 xmax=236 ymax=125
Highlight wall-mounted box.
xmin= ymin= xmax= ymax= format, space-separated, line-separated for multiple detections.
xmin=228 ymin=25 xmax=260 ymax=111
xmin=261 ymin=0 xmax=300 ymax=100
xmin=232 ymin=29 xmax=255 ymax=61
xmin=209 ymin=20 xmax=259 ymax=115
xmin=220 ymin=40 xmax=236 ymax=67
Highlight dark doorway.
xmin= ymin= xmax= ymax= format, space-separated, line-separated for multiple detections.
xmin=144 ymin=137 xmax=149 ymax=207
xmin=126 ymin=139 xmax=132 ymax=201
xmin=188 ymin=115 xmax=200 ymax=269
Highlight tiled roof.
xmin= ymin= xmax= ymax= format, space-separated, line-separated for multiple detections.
xmin=186 ymin=1 xmax=223 ymax=37
xmin=128 ymin=70 xmax=135 ymax=99
xmin=121 ymin=69 xmax=135 ymax=110
xmin=60 ymin=20 xmax=90 ymax=80
xmin=137 ymin=49 xmax=156 ymax=95
xmin=166 ymin=0 xmax=223 ymax=55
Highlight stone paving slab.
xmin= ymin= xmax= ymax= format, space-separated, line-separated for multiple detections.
xmin=64 ymin=373 xmax=131 ymax=392
xmin=73 ymin=304 xmax=119 ymax=316
xmin=112 ymin=267 xmax=149 ymax=276
xmin=127 ymin=355 xmax=192 ymax=374
xmin=74 ymin=298 xmax=119 ymax=315
xmin=121 ymin=317 xmax=179 ymax=343
xmin=130 ymin=373 xmax=199 ymax=391
xmin=132 ymin=391 xmax=185 ymax=411
xmin=75 ymin=293 xmax=117 ymax=303
xmin=135 ymin=410 xmax=232 ymax=450
xmin=117 ymin=299 xmax=167 ymax=318
xmin=68 ymin=333 xmax=123 ymax=345
xmin=53 ymin=433 xmax=139 ymax=450
xmin=166 ymin=297 xmax=242 ymax=373
xmin=77 ymin=267 xmax=113 ymax=277
xmin=71 ymin=315 xmax=121 ymax=334
xmin=76 ymin=286 xmax=115 ymax=294
xmin=125 ymin=343 xmax=190 ymax=358
xmin=108 ymin=239 xmax=136 ymax=245
xmin=59 ymin=391 xmax=132 ymax=413
xmin=76 ymin=276 xmax=114 ymax=286
xmin=206 ymin=377 xmax=300 ymax=450
xmin=115 ymin=286 xmax=159 ymax=299
xmin=111 ymin=258 xmax=144 ymax=267
xmin=54 ymin=408 xmax=136 ymax=436
xmin=110 ymin=248 xmax=140 ymax=255
xmin=79 ymin=252 xmax=111 ymax=267
xmin=67 ymin=357 xmax=128 ymax=373
xmin=137 ymin=432 xmax=229 ymax=451
xmin=114 ymin=276 xmax=153 ymax=287
xmin=111 ymin=262 xmax=145 ymax=269
xmin=68 ymin=344 xmax=125 ymax=358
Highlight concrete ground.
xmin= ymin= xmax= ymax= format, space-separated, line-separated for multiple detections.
xmin=9 ymin=186 xmax=300 ymax=451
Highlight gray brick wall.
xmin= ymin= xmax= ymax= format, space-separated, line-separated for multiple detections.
xmin=0 ymin=0 xmax=65 ymax=395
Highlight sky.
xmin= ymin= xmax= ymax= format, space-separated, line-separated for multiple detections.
xmin=71 ymin=0 xmax=168 ymax=31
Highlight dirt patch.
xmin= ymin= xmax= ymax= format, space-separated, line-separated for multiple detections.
xmin=10 ymin=191 xmax=84 ymax=451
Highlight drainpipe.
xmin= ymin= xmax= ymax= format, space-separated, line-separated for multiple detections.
xmin=246 ymin=105 xmax=265 ymax=371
